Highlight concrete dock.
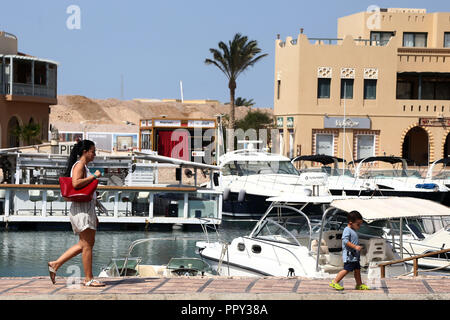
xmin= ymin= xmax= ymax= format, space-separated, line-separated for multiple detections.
xmin=1 ymin=275 xmax=450 ymax=300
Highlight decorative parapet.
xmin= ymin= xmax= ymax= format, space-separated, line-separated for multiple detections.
xmin=317 ymin=67 xmax=332 ymax=78
xmin=340 ymin=68 xmax=355 ymax=79
xmin=364 ymin=68 xmax=379 ymax=79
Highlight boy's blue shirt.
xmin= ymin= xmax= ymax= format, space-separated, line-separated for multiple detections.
xmin=342 ymin=226 xmax=360 ymax=263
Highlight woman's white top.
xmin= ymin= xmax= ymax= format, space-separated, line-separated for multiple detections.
xmin=69 ymin=161 xmax=97 ymax=235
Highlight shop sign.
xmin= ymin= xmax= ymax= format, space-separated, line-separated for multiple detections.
xmin=188 ymin=120 xmax=215 ymax=128
xmin=276 ymin=117 xmax=284 ymax=128
xmin=419 ymin=118 xmax=450 ymax=127
xmin=324 ymin=117 xmax=371 ymax=129
xmin=154 ymin=119 xmax=181 ymax=127
xmin=287 ymin=117 xmax=294 ymax=128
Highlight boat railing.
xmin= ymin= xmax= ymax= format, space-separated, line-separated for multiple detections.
xmin=198 ymin=217 xmax=259 ymax=244
xmin=224 ymin=172 xmax=329 ymax=195
xmin=378 ymin=248 xmax=450 ymax=278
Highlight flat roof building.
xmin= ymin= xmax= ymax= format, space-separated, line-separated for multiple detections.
xmin=0 ymin=31 xmax=57 ymax=149
xmin=274 ymin=8 xmax=450 ymax=167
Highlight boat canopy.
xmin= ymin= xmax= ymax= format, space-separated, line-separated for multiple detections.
xmin=291 ymin=155 xmax=345 ymax=165
xmin=348 ymin=156 xmax=407 ymax=166
xmin=330 ymin=197 xmax=450 ymax=221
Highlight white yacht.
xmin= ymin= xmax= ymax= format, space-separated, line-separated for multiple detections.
xmin=293 ymin=155 xmax=449 ymax=204
xmin=196 ymin=196 xmax=450 ymax=278
xmin=378 ymin=216 xmax=450 ymax=270
xmin=214 ymin=145 xmax=330 ymax=218
xmin=426 ymin=158 xmax=450 ymax=205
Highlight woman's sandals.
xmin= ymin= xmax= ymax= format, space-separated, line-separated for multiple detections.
xmin=83 ymin=279 xmax=105 ymax=287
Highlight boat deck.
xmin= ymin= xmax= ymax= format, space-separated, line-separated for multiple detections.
xmin=1 ymin=275 xmax=450 ymax=300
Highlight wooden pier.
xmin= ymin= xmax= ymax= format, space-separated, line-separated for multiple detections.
xmin=1 ymin=275 xmax=450 ymax=300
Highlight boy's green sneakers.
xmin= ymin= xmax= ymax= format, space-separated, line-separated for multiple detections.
xmin=355 ymin=284 xmax=370 ymax=290
xmin=329 ymin=281 xmax=344 ymax=291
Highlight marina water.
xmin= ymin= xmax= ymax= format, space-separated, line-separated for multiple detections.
xmin=0 ymin=220 xmax=255 ymax=277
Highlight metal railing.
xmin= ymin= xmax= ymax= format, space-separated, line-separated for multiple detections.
xmin=378 ymin=248 xmax=450 ymax=278
xmin=6 ymin=83 xmax=56 ymax=99
xmin=279 ymin=37 xmax=382 ymax=47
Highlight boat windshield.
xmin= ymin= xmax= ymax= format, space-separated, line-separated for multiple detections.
xmin=222 ymin=160 xmax=299 ymax=176
xmin=253 ymin=216 xmax=311 ymax=246
xmin=359 ymin=169 xmax=423 ymax=179
xmin=299 ymin=166 xmax=353 ymax=177
xmin=432 ymin=170 xmax=450 ymax=180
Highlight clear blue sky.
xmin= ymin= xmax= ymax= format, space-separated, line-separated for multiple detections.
xmin=1 ymin=0 xmax=448 ymax=108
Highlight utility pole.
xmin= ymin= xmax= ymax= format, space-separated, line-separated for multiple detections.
xmin=180 ymin=80 xmax=184 ymax=103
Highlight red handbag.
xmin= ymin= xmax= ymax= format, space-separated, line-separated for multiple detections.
xmin=59 ymin=177 xmax=98 ymax=202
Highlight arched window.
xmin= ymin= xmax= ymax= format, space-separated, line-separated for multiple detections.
xmin=402 ymin=127 xmax=429 ymax=166
xmin=7 ymin=116 xmax=20 ymax=148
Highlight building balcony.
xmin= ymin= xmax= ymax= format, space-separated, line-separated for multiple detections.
xmin=398 ymin=100 xmax=450 ymax=116
xmin=0 ymin=54 xmax=57 ymax=104
xmin=3 ymin=83 xmax=56 ymax=100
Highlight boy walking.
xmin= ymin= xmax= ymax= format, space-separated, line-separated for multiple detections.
xmin=329 ymin=211 xmax=370 ymax=290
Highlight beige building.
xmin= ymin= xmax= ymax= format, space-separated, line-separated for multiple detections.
xmin=0 ymin=31 xmax=57 ymax=149
xmin=274 ymin=8 xmax=450 ymax=167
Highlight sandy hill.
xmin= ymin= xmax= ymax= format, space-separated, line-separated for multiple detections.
xmin=50 ymin=95 xmax=273 ymax=132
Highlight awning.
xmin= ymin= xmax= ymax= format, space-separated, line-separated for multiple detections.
xmin=330 ymin=197 xmax=450 ymax=221
xmin=0 ymin=54 xmax=59 ymax=66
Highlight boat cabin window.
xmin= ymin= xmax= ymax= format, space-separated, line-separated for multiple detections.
xmin=222 ymin=161 xmax=299 ymax=176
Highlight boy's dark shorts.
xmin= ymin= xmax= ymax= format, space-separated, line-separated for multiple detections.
xmin=344 ymin=261 xmax=361 ymax=271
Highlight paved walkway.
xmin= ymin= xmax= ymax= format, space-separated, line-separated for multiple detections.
xmin=1 ymin=275 xmax=450 ymax=300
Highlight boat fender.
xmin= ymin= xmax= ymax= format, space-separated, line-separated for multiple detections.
xmin=223 ymin=188 xmax=231 ymax=201
xmin=238 ymin=189 xmax=246 ymax=202
xmin=303 ymin=188 xmax=312 ymax=196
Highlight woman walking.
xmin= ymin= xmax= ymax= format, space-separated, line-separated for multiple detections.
xmin=47 ymin=140 xmax=105 ymax=287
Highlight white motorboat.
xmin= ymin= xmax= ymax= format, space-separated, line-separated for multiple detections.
xmin=376 ymin=217 xmax=450 ymax=270
xmin=197 ymin=195 xmax=450 ymax=278
xmin=293 ymin=155 xmax=449 ymax=204
xmin=214 ymin=144 xmax=331 ymax=218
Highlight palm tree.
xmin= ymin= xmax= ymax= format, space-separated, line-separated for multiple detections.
xmin=235 ymin=97 xmax=255 ymax=107
xmin=205 ymin=33 xmax=267 ymax=129
xmin=235 ymin=109 xmax=273 ymax=132
xmin=11 ymin=123 xmax=42 ymax=146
